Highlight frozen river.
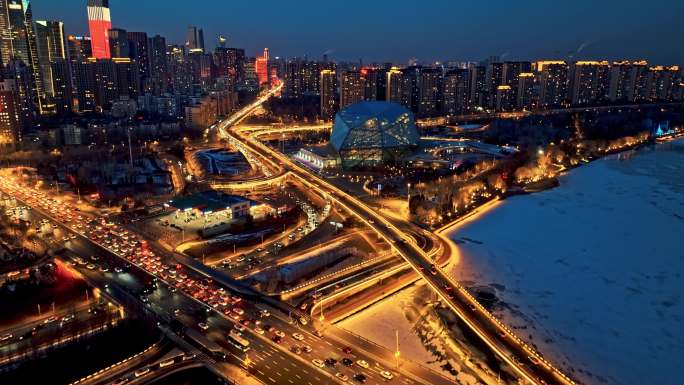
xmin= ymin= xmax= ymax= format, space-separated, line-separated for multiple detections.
xmin=447 ymin=139 xmax=684 ymax=385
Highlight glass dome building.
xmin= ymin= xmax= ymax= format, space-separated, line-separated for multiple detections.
xmin=330 ymin=101 xmax=419 ymax=168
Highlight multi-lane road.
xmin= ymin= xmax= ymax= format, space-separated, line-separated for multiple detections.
xmin=219 ymin=99 xmax=577 ymax=385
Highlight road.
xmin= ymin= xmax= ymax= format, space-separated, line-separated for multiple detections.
xmin=0 ymin=174 xmax=451 ymax=384
xmin=219 ymin=105 xmax=577 ymax=385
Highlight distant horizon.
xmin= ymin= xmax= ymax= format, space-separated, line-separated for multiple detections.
xmin=32 ymin=0 xmax=684 ymax=66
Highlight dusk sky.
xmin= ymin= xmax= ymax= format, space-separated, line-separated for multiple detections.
xmin=35 ymin=0 xmax=684 ymax=65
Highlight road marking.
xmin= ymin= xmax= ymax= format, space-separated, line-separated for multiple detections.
xmin=268 ymin=377 xmax=276 ymax=383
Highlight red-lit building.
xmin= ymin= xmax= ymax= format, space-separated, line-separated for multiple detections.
xmin=255 ymin=48 xmax=269 ymax=86
xmin=87 ymin=0 xmax=112 ymax=59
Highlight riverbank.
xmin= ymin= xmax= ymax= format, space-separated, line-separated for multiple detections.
xmin=445 ymin=137 xmax=684 ymax=385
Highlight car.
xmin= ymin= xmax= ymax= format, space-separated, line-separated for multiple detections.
xmin=111 ymin=377 xmax=130 ymax=385
xmin=302 ymin=345 xmax=312 ymax=353
xmin=44 ymin=316 xmax=57 ymax=324
xmin=271 ymin=335 xmax=282 ymax=344
xmin=86 ymin=263 xmax=96 ymax=270
xmin=342 ymin=358 xmax=353 ymax=366
xmin=528 ymin=355 xmax=541 ymax=365
xmin=335 ymin=373 xmax=349 ymax=381
xmin=342 ymin=346 xmax=353 ymax=354
xmin=234 ymin=324 xmax=245 ymax=332
xmin=380 ymin=370 xmax=393 ymax=380
xmin=325 ymin=358 xmax=338 ymax=367
xmin=311 ymin=359 xmax=325 ymax=368
xmin=254 ymin=327 xmax=265 ymax=335
xmin=292 ymin=332 xmax=304 ymax=341
xmin=134 ymin=368 xmax=150 ymax=377
xmin=0 ymin=333 xmax=12 ymax=342
xmin=290 ymin=345 xmax=302 ymax=354
xmin=173 ymin=308 xmax=181 ymax=316
xmin=356 ymin=360 xmax=369 ymax=369
xmin=274 ymin=330 xmax=285 ymax=338
xmin=197 ymin=322 xmax=209 ymax=330
xmin=353 ymin=373 xmax=367 ymax=383
xmin=114 ymin=267 xmax=123 ymax=273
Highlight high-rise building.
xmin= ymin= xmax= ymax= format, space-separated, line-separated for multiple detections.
xmin=537 ymin=61 xmax=569 ymax=108
xmin=167 ymin=44 xmax=192 ymax=95
xmin=34 ymin=20 xmax=65 ymax=98
xmin=3 ymin=0 xmax=42 ymax=112
xmin=185 ymin=26 xmax=204 ymax=53
xmin=0 ymin=79 xmax=22 ymax=150
xmin=340 ymin=70 xmax=364 ymax=109
xmin=255 ymin=48 xmax=269 ymax=86
xmin=468 ymin=65 xmax=487 ymax=110
xmin=486 ymin=62 xmax=504 ymax=108
xmin=67 ymin=35 xmax=91 ymax=62
xmin=108 ymin=28 xmax=129 ymax=58
xmin=442 ymin=68 xmax=469 ymax=116
xmin=149 ymin=34 xmax=167 ymax=94
xmin=569 ymin=61 xmax=610 ymax=106
xmin=386 ymin=66 xmax=412 ymax=109
xmin=320 ymin=69 xmax=337 ymax=120
xmin=502 ymin=61 xmax=532 ymax=104
xmin=418 ymin=67 xmax=442 ymax=117
xmin=87 ymin=0 xmax=112 ymax=59
xmin=127 ymin=32 xmax=150 ymax=92
xmin=71 ymin=60 xmax=96 ymax=112
xmin=495 ymin=85 xmax=515 ymax=111
xmin=361 ymin=67 xmax=387 ymax=101
xmin=49 ymin=58 xmax=72 ymax=114
xmin=647 ymin=65 xmax=679 ymax=101
xmin=516 ymin=72 xmax=536 ymax=110
xmin=608 ymin=61 xmax=647 ymax=102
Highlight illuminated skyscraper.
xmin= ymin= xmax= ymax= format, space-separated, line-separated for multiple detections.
xmin=34 ymin=20 xmax=65 ymax=97
xmin=107 ymin=28 xmax=128 ymax=58
xmin=255 ymin=48 xmax=269 ymax=86
xmin=537 ymin=61 xmax=569 ymax=107
xmin=87 ymin=0 xmax=112 ymax=59
xmin=185 ymin=26 xmax=204 ymax=53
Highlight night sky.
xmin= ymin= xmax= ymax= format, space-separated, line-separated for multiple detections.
xmin=34 ymin=0 xmax=684 ymax=65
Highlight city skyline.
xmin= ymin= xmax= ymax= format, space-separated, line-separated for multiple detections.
xmin=33 ymin=0 xmax=684 ymax=64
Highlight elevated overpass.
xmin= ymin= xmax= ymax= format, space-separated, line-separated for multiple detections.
xmin=219 ymin=110 xmax=577 ymax=385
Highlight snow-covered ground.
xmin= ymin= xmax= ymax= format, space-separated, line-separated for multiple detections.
xmin=447 ymin=139 xmax=684 ymax=385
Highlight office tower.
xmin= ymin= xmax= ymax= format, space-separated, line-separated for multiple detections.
xmin=149 ymin=35 xmax=167 ymax=94
xmin=3 ymin=0 xmax=42 ymax=112
xmin=87 ymin=0 xmax=112 ymax=59
xmin=255 ymin=48 xmax=269 ymax=86
xmin=214 ymin=47 xmax=244 ymax=86
xmin=50 ymin=58 xmax=72 ymax=114
xmin=186 ymin=26 xmax=204 ymax=53
xmin=495 ymin=85 xmax=514 ymax=111
xmin=189 ymin=50 xmax=212 ymax=88
xmin=34 ymin=20 xmax=65 ymax=98
xmin=93 ymin=59 xmax=117 ymax=109
xmin=468 ymin=65 xmax=487 ymax=110
xmin=127 ymin=32 xmax=149 ymax=91
xmin=67 ymin=35 xmax=92 ymax=62
xmin=5 ymin=59 xmax=33 ymax=126
xmin=114 ymin=57 xmax=140 ymax=100
xmin=537 ymin=61 xmax=569 ymax=108
xmin=0 ymin=79 xmax=21 ymax=150
xmin=569 ymin=61 xmax=610 ymax=105
xmin=418 ymin=67 xmax=442 ymax=117
xmin=71 ymin=60 xmax=96 ymax=111
xmin=242 ymin=58 xmax=257 ymax=90
xmin=442 ymin=68 xmax=469 ymax=116
xmin=340 ymin=70 xmax=364 ymax=109
xmin=320 ymin=69 xmax=337 ymax=120
xmin=108 ymin=28 xmax=129 ymax=58
xmin=167 ymin=44 xmax=192 ymax=95
xmin=516 ymin=72 xmax=536 ymax=110
xmin=303 ymin=61 xmax=324 ymax=95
